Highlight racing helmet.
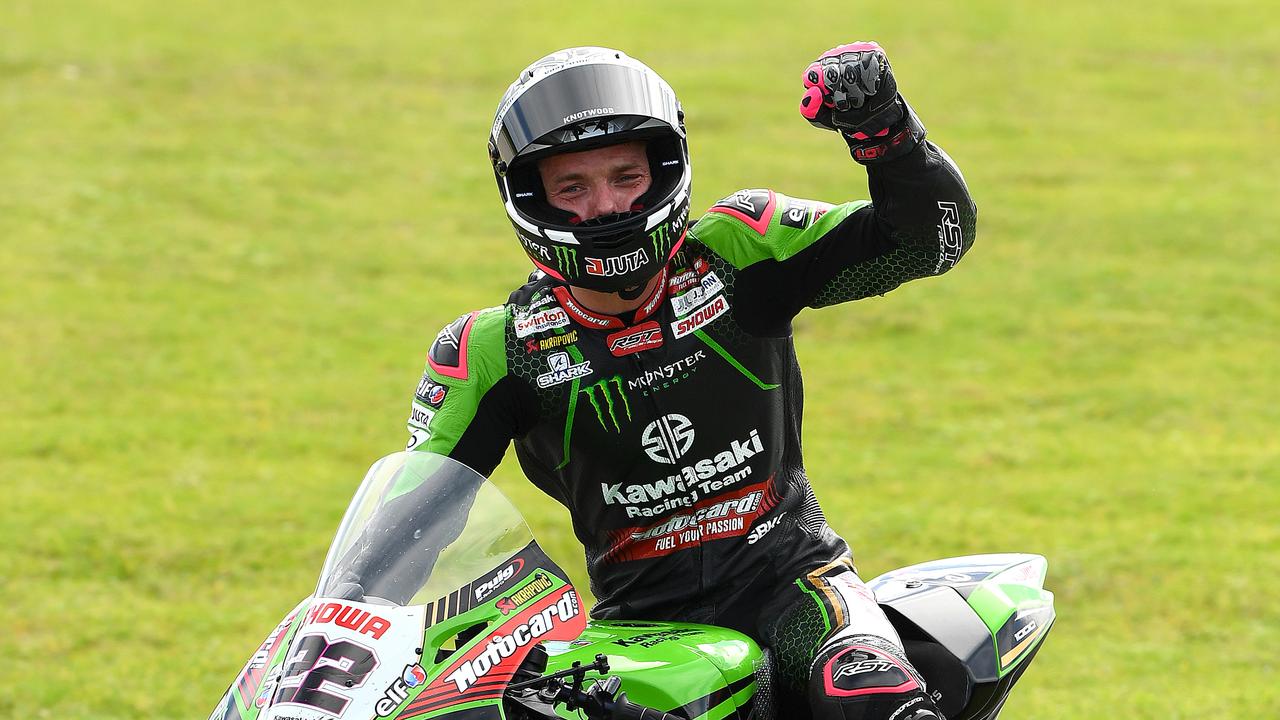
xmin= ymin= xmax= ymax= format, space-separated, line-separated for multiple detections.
xmin=489 ymin=47 xmax=691 ymax=292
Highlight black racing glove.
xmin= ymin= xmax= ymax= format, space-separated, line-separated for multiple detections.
xmin=799 ymin=42 xmax=926 ymax=164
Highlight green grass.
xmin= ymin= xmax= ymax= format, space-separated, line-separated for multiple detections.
xmin=2 ymin=1 xmax=1277 ymax=717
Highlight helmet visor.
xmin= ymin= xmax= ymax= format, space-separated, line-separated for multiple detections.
xmin=493 ymin=62 xmax=681 ymax=165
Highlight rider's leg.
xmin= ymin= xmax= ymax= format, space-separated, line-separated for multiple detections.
xmin=762 ymin=557 xmax=944 ymax=720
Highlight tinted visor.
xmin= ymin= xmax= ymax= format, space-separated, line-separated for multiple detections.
xmin=493 ymin=62 xmax=681 ymax=165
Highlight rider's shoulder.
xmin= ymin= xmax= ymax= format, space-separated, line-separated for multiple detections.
xmin=691 ymin=188 xmax=848 ymax=268
xmin=425 ymin=304 xmax=507 ymax=383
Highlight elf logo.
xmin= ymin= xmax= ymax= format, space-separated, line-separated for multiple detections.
xmin=585 ymin=248 xmax=649 ymax=277
xmin=607 ymin=321 xmax=663 ymax=356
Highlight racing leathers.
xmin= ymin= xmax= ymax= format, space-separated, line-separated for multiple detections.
xmin=406 ymin=140 xmax=975 ymax=713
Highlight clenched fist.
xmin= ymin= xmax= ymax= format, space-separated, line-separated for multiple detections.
xmin=800 ymin=42 xmax=925 ymax=164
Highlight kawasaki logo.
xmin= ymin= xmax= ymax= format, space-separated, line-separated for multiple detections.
xmin=580 ymin=376 xmax=631 ymax=431
xmin=641 ymin=414 xmax=695 ymax=464
xmin=601 ymin=427 xmax=764 ymax=517
xmin=585 ymin=248 xmax=649 ymax=277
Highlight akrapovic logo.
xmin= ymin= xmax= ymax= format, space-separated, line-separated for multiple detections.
xmin=444 ymin=590 xmax=581 ymax=693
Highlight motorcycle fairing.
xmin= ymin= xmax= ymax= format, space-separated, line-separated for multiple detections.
xmin=540 ymin=620 xmax=768 ymax=719
xmin=210 ymin=598 xmax=311 ymax=720
xmin=389 ymin=573 xmax=586 ymax=719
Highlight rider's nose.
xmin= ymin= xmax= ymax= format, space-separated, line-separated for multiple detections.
xmin=583 ymin=187 xmax=628 ymax=221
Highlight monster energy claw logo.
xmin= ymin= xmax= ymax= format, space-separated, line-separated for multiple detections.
xmin=580 ymin=376 xmax=631 ymax=432
xmin=554 ymin=246 xmax=578 ymax=278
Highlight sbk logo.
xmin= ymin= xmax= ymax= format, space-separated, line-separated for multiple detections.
xmin=641 ymin=414 xmax=695 ymax=464
xmin=607 ymin=321 xmax=663 ymax=357
xmin=585 ymin=248 xmax=649 ymax=277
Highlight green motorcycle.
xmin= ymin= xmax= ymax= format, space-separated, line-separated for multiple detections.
xmin=210 ymin=452 xmax=1054 ymax=720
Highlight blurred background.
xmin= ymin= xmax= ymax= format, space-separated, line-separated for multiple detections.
xmin=2 ymin=0 xmax=1276 ymax=717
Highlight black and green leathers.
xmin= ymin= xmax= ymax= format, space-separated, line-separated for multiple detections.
xmin=406 ymin=141 xmax=975 ymax=633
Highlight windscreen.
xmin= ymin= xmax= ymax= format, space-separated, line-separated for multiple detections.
xmin=316 ymin=452 xmax=534 ymax=607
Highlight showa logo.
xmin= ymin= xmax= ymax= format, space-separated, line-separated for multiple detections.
xmin=445 ymin=590 xmax=582 ymax=693
xmin=536 ymin=351 xmax=592 ymax=388
xmin=671 ymin=294 xmax=729 ymax=339
xmin=375 ymin=664 xmax=428 ymax=717
xmin=304 ymin=601 xmax=391 ymax=640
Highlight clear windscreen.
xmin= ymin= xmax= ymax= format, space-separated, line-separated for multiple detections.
xmin=315 ymin=452 xmax=534 ymax=607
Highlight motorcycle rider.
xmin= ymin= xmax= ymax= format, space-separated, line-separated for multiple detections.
xmin=406 ymin=44 xmax=975 ymax=720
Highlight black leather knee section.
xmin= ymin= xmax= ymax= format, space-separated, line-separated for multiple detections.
xmin=807 ymin=634 xmax=942 ymax=720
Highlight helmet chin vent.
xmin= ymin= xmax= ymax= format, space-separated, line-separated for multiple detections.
xmin=576 ymin=210 xmax=645 ymax=249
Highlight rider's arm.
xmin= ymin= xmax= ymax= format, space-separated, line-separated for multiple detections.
xmin=406 ymin=306 xmax=537 ymax=477
xmin=690 ymin=139 xmax=975 ymax=336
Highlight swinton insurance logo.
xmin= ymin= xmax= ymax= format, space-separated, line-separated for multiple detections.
xmin=641 ymin=414 xmax=695 ymax=464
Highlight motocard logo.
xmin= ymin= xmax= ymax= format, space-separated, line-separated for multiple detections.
xmin=607 ymin=321 xmax=663 ymax=356
xmin=641 ymin=414 xmax=695 ymax=464
xmin=671 ymin=294 xmax=728 ymax=338
xmin=603 ymin=480 xmax=781 ymax=563
xmin=444 ymin=590 xmax=581 ymax=693
xmin=537 ymin=351 xmax=592 ymax=388
xmin=515 ymin=307 xmax=570 ymax=338
xmin=670 ymin=272 xmax=725 ymax=317
xmin=585 ymin=248 xmax=649 ymax=277
xmin=304 ymin=602 xmax=391 ymax=640
xmin=474 ymin=558 xmax=525 ymax=603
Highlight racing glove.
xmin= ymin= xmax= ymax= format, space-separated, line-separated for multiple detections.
xmin=799 ymin=42 xmax=926 ymax=164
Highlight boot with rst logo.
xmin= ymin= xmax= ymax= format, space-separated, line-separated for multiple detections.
xmin=809 ymin=633 xmax=945 ymax=720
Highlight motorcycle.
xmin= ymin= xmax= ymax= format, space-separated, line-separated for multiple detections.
xmin=210 ymin=451 xmax=1054 ymax=720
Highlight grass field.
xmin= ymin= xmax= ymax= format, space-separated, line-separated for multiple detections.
xmin=2 ymin=1 xmax=1277 ymax=717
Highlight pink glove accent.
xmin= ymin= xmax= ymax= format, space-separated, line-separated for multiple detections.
xmin=818 ymin=41 xmax=882 ymax=60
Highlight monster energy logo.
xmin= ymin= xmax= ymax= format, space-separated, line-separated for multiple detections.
xmin=579 ymin=376 xmax=631 ymax=432
xmin=649 ymin=223 xmax=671 ymax=261
xmin=554 ymin=246 xmax=578 ymax=278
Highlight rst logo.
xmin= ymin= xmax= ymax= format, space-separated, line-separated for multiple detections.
xmin=671 ymin=294 xmax=728 ymax=338
xmin=607 ymin=321 xmax=663 ymax=356
xmin=585 ymin=248 xmax=649 ymax=277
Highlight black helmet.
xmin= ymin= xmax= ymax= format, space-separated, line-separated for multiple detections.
xmin=489 ymin=47 xmax=691 ymax=292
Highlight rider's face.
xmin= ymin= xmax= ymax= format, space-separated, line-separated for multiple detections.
xmin=538 ymin=142 xmax=651 ymax=222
